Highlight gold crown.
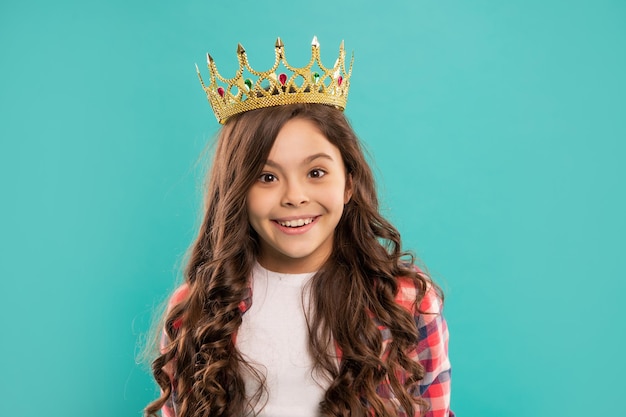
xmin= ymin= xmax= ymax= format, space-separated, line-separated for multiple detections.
xmin=196 ymin=36 xmax=353 ymax=124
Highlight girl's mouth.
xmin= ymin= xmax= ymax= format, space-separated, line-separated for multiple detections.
xmin=276 ymin=217 xmax=315 ymax=228
xmin=272 ymin=216 xmax=320 ymax=233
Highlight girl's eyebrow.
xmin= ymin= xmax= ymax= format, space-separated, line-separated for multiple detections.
xmin=265 ymin=153 xmax=334 ymax=168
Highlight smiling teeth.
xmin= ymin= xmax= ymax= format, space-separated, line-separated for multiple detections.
xmin=278 ymin=218 xmax=314 ymax=227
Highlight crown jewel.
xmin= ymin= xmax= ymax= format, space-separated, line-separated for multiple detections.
xmin=197 ymin=36 xmax=353 ymax=124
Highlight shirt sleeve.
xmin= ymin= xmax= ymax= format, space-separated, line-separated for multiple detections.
xmin=160 ymin=284 xmax=189 ymax=417
xmin=161 ymin=396 xmax=176 ymax=417
xmin=413 ymin=286 xmax=454 ymax=417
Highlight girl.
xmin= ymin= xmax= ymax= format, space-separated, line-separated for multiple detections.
xmin=146 ymin=39 xmax=452 ymax=417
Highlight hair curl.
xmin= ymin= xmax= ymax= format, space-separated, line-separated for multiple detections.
xmin=145 ymin=104 xmax=439 ymax=417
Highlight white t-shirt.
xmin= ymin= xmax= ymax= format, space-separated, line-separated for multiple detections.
xmin=236 ymin=262 xmax=327 ymax=417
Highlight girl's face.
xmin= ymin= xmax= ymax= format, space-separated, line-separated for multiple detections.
xmin=246 ymin=118 xmax=352 ymax=274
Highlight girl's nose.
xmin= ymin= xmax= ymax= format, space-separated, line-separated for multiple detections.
xmin=281 ymin=180 xmax=309 ymax=207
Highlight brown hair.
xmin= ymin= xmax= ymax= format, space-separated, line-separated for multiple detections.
xmin=145 ymin=103 xmax=438 ymax=417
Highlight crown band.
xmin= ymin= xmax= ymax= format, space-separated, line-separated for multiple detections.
xmin=197 ymin=36 xmax=353 ymax=124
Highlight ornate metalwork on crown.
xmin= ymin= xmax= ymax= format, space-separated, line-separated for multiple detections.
xmin=196 ymin=36 xmax=353 ymax=124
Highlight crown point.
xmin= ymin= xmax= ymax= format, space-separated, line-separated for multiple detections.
xmin=275 ymin=37 xmax=284 ymax=48
xmin=237 ymin=43 xmax=246 ymax=54
xmin=206 ymin=53 xmax=214 ymax=64
xmin=195 ymin=63 xmax=200 ymax=73
xmin=311 ymin=36 xmax=320 ymax=47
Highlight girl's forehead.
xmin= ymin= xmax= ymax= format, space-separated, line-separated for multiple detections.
xmin=268 ymin=120 xmax=339 ymax=158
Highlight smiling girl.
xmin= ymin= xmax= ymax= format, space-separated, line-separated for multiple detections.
xmin=246 ymin=117 xmax=352 ymax=274
xmin=145 ymin=38 xmax=452 ymax=417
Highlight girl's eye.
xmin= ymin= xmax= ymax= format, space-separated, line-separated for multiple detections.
xmin=309 ymin=169 xmax=326 ymax=179
xmin=258 ymin=173 xmax=277 ymax=183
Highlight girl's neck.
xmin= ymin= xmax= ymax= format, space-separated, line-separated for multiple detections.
xmin=256 ymin=256 xmax=322 ymax=274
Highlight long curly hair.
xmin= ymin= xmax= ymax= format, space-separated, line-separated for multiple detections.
xmin=145 ymin=103 xmax=438 ymax=417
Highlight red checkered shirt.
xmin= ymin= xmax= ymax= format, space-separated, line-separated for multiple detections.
xmin=160 ymin=276 xmax=453 ymax=417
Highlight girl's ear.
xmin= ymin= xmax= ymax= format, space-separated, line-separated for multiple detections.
xmin=344 ymin=173 xmax=354 ymax=204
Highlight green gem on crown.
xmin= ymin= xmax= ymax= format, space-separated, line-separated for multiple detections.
xmin=244 ymin=79 xmax=253 ymax=91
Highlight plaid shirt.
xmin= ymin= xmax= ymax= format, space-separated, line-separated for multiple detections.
xmin=160 ymin=277 xmax=453 ymax=417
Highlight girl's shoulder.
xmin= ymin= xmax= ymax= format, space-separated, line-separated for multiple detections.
xmin=168 ymin=283 xmax=190 ymax=309
xmin=165 ymin=284 xmax=190 ymax=332
xmin=395 ymin=271 xmax=443 ymax=317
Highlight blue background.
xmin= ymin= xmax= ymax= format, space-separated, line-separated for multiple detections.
xmin=1 ymin=1 xmax=624 ymax=416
